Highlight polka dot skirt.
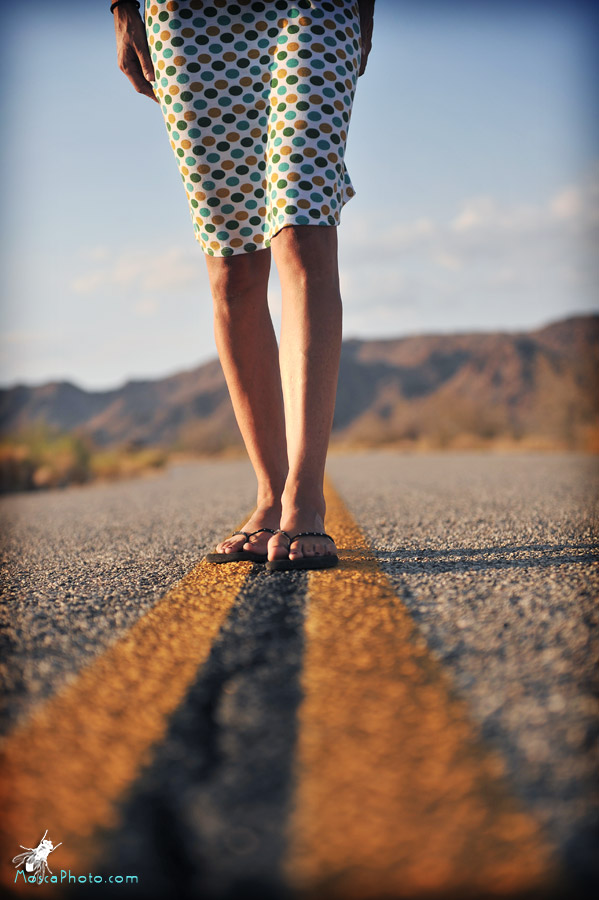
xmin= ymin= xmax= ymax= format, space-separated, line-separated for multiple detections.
xmin=144 ymin=0 xmax=361 ymax=257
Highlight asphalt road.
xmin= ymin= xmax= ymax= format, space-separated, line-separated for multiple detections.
xmin=1 ymin=452 xmax=597 ymax=900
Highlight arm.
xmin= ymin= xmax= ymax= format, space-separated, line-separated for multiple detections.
xmin=111 ymin=1 xmax=158 ymax=102
xmin=357 ymin=0 xmax=375 ymax=77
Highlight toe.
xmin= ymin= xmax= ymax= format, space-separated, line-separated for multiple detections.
xmin=218 ymin=535 xmax=244 ymax=554
xmin=289 ymin=539 xmax=308 ymax=559
xmin=268 ymin=534 xmax=290 ymax=561
xmin=243 ymin=537 xmax=266 ymax=554
xmin=311 ymin=539 xmax=335 ymax=558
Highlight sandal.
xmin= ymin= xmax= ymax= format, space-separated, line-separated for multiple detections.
xmin=266 ymin=530 xmax=339 ymax=571
xmin=205 ymin=528 xmax=278 ymax=564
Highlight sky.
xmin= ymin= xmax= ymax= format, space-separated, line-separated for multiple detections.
xmin=1 ymin=0 xmax=598 ymax=390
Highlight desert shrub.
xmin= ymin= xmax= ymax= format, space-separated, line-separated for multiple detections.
xmin=0 ymin=424 xmax=92 ymax=491
xmin=0 ymin=424 xmax=167 ymax=492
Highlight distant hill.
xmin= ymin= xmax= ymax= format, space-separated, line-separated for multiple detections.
xmin=1 ymin=314 xmax=598 ymax=453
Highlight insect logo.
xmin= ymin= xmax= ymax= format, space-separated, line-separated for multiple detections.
xmin=12 ymin=830 xmax=62 ymax=884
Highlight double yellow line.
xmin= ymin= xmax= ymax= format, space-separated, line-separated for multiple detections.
xmin=0 ymin=477 xmax=560 ymax=897
xmin=286 ymin=481 xmax=560 ymax=898
xmin=0 ymin=544 xmax=251 ymax=886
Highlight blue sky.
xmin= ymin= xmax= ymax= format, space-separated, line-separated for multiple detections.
xmin=1 ymin=0 xmax=597 ymax=389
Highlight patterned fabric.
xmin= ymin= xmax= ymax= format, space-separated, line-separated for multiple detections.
xmin=144 ymin=0 xmax=361 ymax=256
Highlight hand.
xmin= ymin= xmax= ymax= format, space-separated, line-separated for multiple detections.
xmin=113 ymin=5 xmax=158 ymax=102
xmin=358 ymin=14 xmax=373 ymax=77
xmin=358 ymin=32 xmax=372 ymax=77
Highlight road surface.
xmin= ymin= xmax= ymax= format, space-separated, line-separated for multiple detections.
xmin=1 ymin=452 xmax=597 ymax=899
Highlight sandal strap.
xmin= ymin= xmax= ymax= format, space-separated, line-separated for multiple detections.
xmin=247 ymin=528 xmax=278 ymax=538
xmin=288 ymin=531 xmax=336 ymax=545
xmin=230 ymin=530 xmax=250 ymax=540
xmin=274 ymin=529 xmax=293 ymax=547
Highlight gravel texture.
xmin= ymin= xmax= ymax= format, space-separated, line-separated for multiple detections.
xmin=1 ymin=452 xmax=597 ymax=898
xmin=327 ymin=451 xmax=599 ymax=892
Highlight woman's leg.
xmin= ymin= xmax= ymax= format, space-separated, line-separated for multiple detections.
xmin=267 ymin=224 xmax=343 ymax=562
xmin=204 ymin=248 xmax=289 ymax=555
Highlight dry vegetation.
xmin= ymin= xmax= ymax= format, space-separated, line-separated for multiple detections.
xmin=0 ymin=425 xmax=167 ymax=493
xmin=2 ymin=317 xmax=596 ymax=479
xmin=2 ymin=419 xmax=597 ymax=494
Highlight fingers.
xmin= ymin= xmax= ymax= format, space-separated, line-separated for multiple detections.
xmin=140 ymin=51 xmax=158 ymax=92
xmin=120 ymin=47 xmax=158 ymax=102
xmin=134 ymin=30 xmax=156 ymax=85
xmin=358 ymin=10 xmax=373 ymax=78
xmin=122 ymin=57 xmax=157 ymax=100
xmin=358 ymin=35 xmax=372 ymax=77
xmin=115 ymin=8 xmax=159 ymax=102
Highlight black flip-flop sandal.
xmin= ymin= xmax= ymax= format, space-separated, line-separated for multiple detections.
xmin=205 ymin=528 xmax=278 ymax=564
xmin=266 ymin=530 xmax=339 ymax=571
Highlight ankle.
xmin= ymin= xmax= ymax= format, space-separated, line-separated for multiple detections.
xmin=281 ymin=484 xmax=326 ymax=519
xmin=256 ymin=488 xmax=284 ymax=510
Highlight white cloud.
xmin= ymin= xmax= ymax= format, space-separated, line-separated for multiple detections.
xmin=338 ymin=166 xmax=599 ymax=335
xmin=451 ymin=196 xmax=497 ymax=232
xmin=72 ymin=173 xmax=597 ymax=333
xmin=5 ymin=172 xmax=598 ymax=389
xmin=342 ymin=168 xmax=599 ymax=269
xmin=71 ymin=247 xmax=201 ymax=296
xmin=86 ymin=245 xmax=110 ymax=262
xmin=549 ymin=186 xmax=582 ymax=221
xmin=386 ymin=216 xmax=437 ymax=246
xmin=135 ymin=298 xmax=159 ymax=317
xmin=434 ymin=251 xmax=463 ymax=272
xmin=0 ymin=330 xmax=57 ymax=346
xmin=71 ymin=271 xmax=106 ymax=294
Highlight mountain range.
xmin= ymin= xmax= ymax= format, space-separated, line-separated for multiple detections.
xmin=1 ymin=314 xmax=598 ymax=453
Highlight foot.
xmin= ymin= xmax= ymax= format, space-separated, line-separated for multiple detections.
xmin=216 ymin=502 xmax=281 ymax=556
xmin=267 ymin=502 xmax=337 ymax=563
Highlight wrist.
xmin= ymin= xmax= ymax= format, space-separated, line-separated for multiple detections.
xmin=110 ymin=1 xmax=141 ymax=14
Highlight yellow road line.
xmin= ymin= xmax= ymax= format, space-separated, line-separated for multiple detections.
xmin=284 ymin=475 xmax=562 ymax=899
xmin=0 ymin=544 xmax=253 ymax=892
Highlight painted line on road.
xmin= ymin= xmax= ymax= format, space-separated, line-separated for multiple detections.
xmin=0 ymin=535 xmax=254 ymax=891
xmin=1 ymin=478 xmax=564 ymax=898
xmin=284 ymin=475 xmax=562 ymax=899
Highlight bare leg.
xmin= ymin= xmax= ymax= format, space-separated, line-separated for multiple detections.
xmin=204 ymin=248 xmax=288 ymax=555
xmin=267 ymin=224 xmax=342 ymax=562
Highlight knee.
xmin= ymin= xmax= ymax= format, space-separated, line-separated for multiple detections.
xmin=272 ymin=224 xmax=339 ymax=288
xmin=206 ymin=253 xmax=269 ymax=316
